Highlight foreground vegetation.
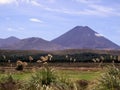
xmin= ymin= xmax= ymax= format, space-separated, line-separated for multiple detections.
xmin=0 ymin=67 xmax=101 ymax=81
xmin=0 ymin=63 xmax=120 ymax=90
xmin=0 ymin=49 xmax=120 ymax=89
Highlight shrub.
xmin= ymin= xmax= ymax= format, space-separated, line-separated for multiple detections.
xmin=25 ymin=64 xmax=57 ymax=90
xmin=95 ymin=65 xmax=120 ymax=90
xmin=25 ymin=64 xmax=74 ymax=90
xmin=16 ymin=60 xmax=24 ymax=71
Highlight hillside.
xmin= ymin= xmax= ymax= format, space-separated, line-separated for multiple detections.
xmin=52 ymin=26 xmax=120 ymax=50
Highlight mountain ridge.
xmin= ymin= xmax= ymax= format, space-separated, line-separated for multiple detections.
xmin=0 ymin=37 xmax=63 ymax=51
xmin=0 ymin=26 xmax=120 ymax=50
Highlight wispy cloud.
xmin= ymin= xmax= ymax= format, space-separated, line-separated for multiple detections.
xmin=72 ymin=0 xmax=120 ymax=17
xmin=29 ymin=18 xmax=43 ymax=23
xmin=87 ymin=4 xmax=120 ymax=17
xmin=7 ymin=27 xmax=25 ymax=31
xmin=25 ymin=0 xmax=119 ymax=17
xmin=0 ymin=0 xmax=17 ymax=5
xmin=1 ymin=0 xmax=120 ymax=17
xmin=30 ymin=0 xmax=42 ymax=6
xmin=38 ymin=5 xmax=119 ymax=17
xmin=90 ymin=5 xmax=114 ymax=12
xmin=0 ymin=0 xmax=42 ymax=6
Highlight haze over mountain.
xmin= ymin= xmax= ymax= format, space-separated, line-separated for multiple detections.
xmin=0 ymin=26 xmax=120 ymax=50
xmin=51 ymin=26 xmax=120 ymax=50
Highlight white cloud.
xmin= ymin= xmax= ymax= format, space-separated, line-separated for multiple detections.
xmin=0 ymin=0 xmax=42 ymax=6
xmin=89 ymin=5 xmax=115 ymax=15
xmin=34 ymin=2 xmax=120 ymax=17
xmin=43 ymin=6 xmax=112 ymax=17
xmin=30 ymin=0 xmax=41 ymax=6
xmin=29 ymin=18 xmax=43 ymax=23
xmin=7 ymin=27 xmax=25 ymax=32
xmin=72 ymin=0 xmax=120 ymax=17
xmin=1 ymin=0 xmax=120 ymax=17
xmin=86 ymin=4 xmax=120 ymax=17
xmin=0 ymin=0 xmax=17 ymax=5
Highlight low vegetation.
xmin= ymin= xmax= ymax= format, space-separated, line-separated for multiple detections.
xmin=94 ymin=65 xmax=120 ymax=90
xmin=0 ymin=63 xmax=119 ymax=90
xmin=0 ymin=49 xmax=120 ymax=89
xmin=0 ymin=49 xmax=120 ymax=64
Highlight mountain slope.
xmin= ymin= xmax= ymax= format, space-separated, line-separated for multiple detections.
xmin=51 ymin=26 xmax=120 ymax=50
xmin=0 ymin=36 xmax=20 ymax=47
xmin=1 ymin=37 xmax=63 ymax=50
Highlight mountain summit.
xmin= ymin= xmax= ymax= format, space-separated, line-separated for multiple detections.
xmin=51 ymin=26 xmax=120 ymax=50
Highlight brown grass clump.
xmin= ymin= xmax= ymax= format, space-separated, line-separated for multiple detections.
xmin=16 ymin=60 xmax=28 ymax=71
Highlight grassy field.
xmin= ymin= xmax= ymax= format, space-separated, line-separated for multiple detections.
xmin=58 ymin=70 xmax=102 ymax=81
xmin=1 ymin=64 xmax=118 ymax=90
xmin=0 ymin=67 xmax=103 ymax=82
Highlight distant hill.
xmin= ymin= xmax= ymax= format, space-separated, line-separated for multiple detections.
xmin=0 ymin=37 xmax=63 ymax=50
xmin=51 ymin=26 xmax=120 ymax=50
xmin=0 ymin=36 xmax=20 ymax=47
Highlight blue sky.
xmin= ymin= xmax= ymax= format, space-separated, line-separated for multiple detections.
xmin=0 ymin=0 xmax=120 ymax=45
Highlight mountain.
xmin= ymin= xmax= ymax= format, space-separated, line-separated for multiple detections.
xmin=51 ymin=26 xmax=120 ymax=50
xmin=0 ymin=26 xmax=120 ymax=50
xmin=0 ymin=36 xmax=20 ymax=47
xmin=1 ymin=37 xmax=63 ymax=50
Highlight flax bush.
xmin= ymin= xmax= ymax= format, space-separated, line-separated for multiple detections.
xmin=94 ymin=65 xmax=120 ymax=90
xmin=25 ymin=64 xmax=75 ymax=90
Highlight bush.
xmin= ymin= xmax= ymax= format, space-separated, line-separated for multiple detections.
xmin=25 ymin=64 xmax=75 ymax=90
xmin=41 ymin=65 xmax=56 ymax=85
xmin=25 ymin=64 xmax=57 ymax=90
xmin=16 ymin=60 xmax=24 ymax=71
xmin=95 ymin=65 xmax=120 ymax=90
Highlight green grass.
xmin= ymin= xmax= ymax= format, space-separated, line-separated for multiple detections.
xmin=0 ymin=68 xmax=103 ymax=82
xmin=58 ymin=69 xmax=102 ymax=81
xmin=13 ymin=72 xmax=32 ymax=81
xmin=0 ymin=71 xmax=33 ymax=81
